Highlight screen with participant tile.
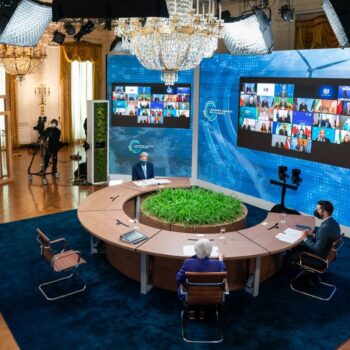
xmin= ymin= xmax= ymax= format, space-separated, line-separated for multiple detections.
xmin=238 ymin=77 xmax=350 ymax=168
xmin=111 ymin=83 xmax=191 ymax=128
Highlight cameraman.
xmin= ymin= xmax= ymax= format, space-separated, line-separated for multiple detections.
xmin=43 ymin=119 xmax=61 ymax=174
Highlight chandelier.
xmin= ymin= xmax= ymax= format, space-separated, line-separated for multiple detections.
xmin=115 ymin=0 xmax=223 ymax=85
xmin=0 ymin=43 xmax=47 ymax=82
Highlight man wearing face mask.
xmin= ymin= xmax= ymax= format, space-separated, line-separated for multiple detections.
xmin=43 ymin=119 xmax=61 ymax=174
xmin=131 ymin=152 xmax=155 ymax=181
xmin=300 ymin=200 xmax=341 ymax=258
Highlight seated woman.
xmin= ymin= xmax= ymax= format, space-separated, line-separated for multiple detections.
xmin=176 ymin=239 xmax=225 ymax=307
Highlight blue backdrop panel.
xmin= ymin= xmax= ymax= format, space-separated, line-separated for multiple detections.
xmin=198 ymin=49 xmax=350 ymax=226
xmin=107 ymin=55 xmax=193 ymax=177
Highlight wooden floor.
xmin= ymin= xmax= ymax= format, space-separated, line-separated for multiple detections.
xmin=0 ymin=314 xmax=20 ymax=350
xmin=0 ymin=145 xmax=102 ymax=349
xmin=0 ymin=145 xmax=101 ymax=224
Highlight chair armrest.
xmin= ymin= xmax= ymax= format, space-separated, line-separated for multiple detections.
xmin=51 ymin=250 xmax=83 ymax=269
xmin=179 ymin=284 xmax=186 ymax=295
xmin=50 ymin=238 xmax=67 ymax=252
xmin=224 ymin=279 xmax=230 ymax=295
xmin=299 ymin=251 xmax=327 ymax=272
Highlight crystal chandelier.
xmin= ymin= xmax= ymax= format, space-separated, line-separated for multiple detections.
xmin=0 ymin=43 xmax=47 ymax=82
xmin=115 ymin=0 xmax=223 ymax=85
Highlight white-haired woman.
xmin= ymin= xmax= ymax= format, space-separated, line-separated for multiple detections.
xmin=131 ymin=151 xmax=154 ymax=181
xmin=176 ymin=239 xmax=225 ymax=307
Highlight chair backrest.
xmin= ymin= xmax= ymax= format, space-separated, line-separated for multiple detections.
xmin=36 ymin=228 xmax=54 ymax=262
xmin=327 ymin=233 xmax=344 ymax=265
xmin=185 ymin=272 xmax=227 ymax=305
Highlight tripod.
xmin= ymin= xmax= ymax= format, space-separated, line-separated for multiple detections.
xmin=27 ymin=139 xmax=59 ymax=185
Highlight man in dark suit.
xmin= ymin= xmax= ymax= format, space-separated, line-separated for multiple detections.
xmin=300 ymin=200 xmax=341 ymax=258
xmin=132 ymin=152 xmax=154 ymax=181
xmin=278 ymin=123 xmax=288 ymax=136
xmin=43 ymin=119 xmax=61 ymax=174
xmin=316 ymin=129 xmax=330 ymax=142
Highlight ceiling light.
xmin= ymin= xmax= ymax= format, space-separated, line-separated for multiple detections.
xmin=52 ymin=30 xmax=66 ymax=45
xmin=280 ymin=4 xmax=294 ymax=21
xmin=64 ymin=23 xmax=76 ymax=36
xmin=115 ymin=0 xmax=223 ymax=85
xmin=322 ymin=0 xmax=350 ymax=48
xmin=0 ymin=0 xmax=52 ymax=47
xmin=73 ymin=20 xmax=95 ymax=42
xmin=222 ymin=9 xmax=274 ymax=55
xmin=0 ymin=42 xmax=47 ymax=81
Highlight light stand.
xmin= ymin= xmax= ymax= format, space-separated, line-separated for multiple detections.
xmin=270 ymin=166 xmax=302 ymax=214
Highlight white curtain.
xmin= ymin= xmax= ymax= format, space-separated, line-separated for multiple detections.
xmin=71 ymin=60 xmax=93 ymax=142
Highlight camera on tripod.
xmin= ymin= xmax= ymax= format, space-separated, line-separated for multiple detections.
xmin=33 ymin=116 xmax=47 ymax=139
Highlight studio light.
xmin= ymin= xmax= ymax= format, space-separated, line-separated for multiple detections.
xmin=0 ymin=0 xmax=52 ymax=47
xmin=52 ymin=30 xmax=66 ymax=45
xmin=280 ymin=4 xmax=294 ymax=21
xmin=322 ymin=0 xmax=350 ymax=48
xmin=222 ymin=9 xmax=274 ymax=55
xmin=73 ymin=20 xmax=95 ymax=42
xmin=291 ymin=168 xmax=302 ymax=186
xmin=278 ymin=165 xmax=288 ymax=182
xmin=64 ymin=23 xmax=76 ymax=36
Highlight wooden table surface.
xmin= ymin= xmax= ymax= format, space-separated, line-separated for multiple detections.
xmin=119 ymin=177 xmax=192 ymax=193
xmin=78 ymin=179 xmax=315 ymax=258
xmin=78 ymin=209 xmax=160 ymax=251
xmin=136 ymin=230 xmax=269 ymax=259
xmin=238 ymin=212 xmax=315 ymax=254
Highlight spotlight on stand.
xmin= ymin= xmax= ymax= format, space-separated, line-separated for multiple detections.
xmin=291 ymin=168 xmax=302 ymax=186
xmin=323 ymin=0 xmax=350 ymax=48
xmin=270 ymin=166 xmax=301 ymax=214
xmin=278 ymin=165 xmax=288 ymax=182
xmin=52 ymin=30 xmax=66 ymax=45
xmin=73 ymin=20 xmax=95 ymax=42
xmin=222 ymin=9 xmax=274 ymax=55
xmin=279 ymin=3 xmax=294 ymax=21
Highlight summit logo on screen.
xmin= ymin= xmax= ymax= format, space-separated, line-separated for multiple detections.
xmin=203 ymin=100 xmax=233 ymax=122
xmin=128 ymin=140 xmax=155 ymax=154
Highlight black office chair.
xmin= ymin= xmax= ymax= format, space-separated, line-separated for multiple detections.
xmin=179 ymin=272 xmax=229 ymax=344
xmin=36 ymin=228 xmax=87 ymax=301
xmin=290 ymin=233 xmax=344 ymax=301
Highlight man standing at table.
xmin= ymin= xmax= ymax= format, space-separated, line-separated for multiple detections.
xmin=132 ymin=152 xmax=155 ymax=181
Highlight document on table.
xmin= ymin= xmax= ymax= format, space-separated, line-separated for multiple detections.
xmin=133 ymin=178 xmax=171 ymax=186
xmin=275 ymin=228 xmax=303 ymax=243
xmin=183 ymin=245 xmax=219 ymax=258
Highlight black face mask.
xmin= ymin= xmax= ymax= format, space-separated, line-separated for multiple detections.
xmin=314 ymin=209 xmax=323 ymax=219
xmin=140 ymin=160 xmax=147 ymax=166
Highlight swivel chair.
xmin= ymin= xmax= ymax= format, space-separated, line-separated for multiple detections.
xmin=180 ymin=272 xmax=229 ymax=343
xmin=290 ymin=233 xmax=344 ymax=301
xmin=36 ymin=228 xmax=87 ymax=301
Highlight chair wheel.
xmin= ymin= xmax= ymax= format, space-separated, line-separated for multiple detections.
xmin=42 ymin=178 xmax=48 ymax=185
xmin=28 ymin=175 xmax=32 ymax=181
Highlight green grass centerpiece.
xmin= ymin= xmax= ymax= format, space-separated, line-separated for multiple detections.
xmin=142 ymin=187 xmax=244 ymax=226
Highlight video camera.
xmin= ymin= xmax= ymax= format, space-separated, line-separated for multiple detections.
xmin=33 ymin=116 xmax=47 ymax=139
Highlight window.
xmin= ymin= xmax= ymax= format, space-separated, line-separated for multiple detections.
xmin=71 ymin=61 xmax=93 ymax=142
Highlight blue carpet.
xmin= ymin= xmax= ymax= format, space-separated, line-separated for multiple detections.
xmin=0 ymin=208 xmax=350 ymax=350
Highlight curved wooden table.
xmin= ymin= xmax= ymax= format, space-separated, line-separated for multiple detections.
xmin=78 ymin=177 xmax=315 ymax=296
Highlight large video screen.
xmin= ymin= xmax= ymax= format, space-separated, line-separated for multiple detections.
xmin=111 ymin=83 xmax=191 ymax=128
xmin=238 ymin=77 xmax=350 ymax=168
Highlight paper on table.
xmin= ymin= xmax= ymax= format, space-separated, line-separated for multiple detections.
xmin=133 ymin=178 xmax=171 ymax=187
xmin=183 ymin=245 xmax=219 ymax=258
xmin=275 ymin=228 xmax=303 ymax=243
